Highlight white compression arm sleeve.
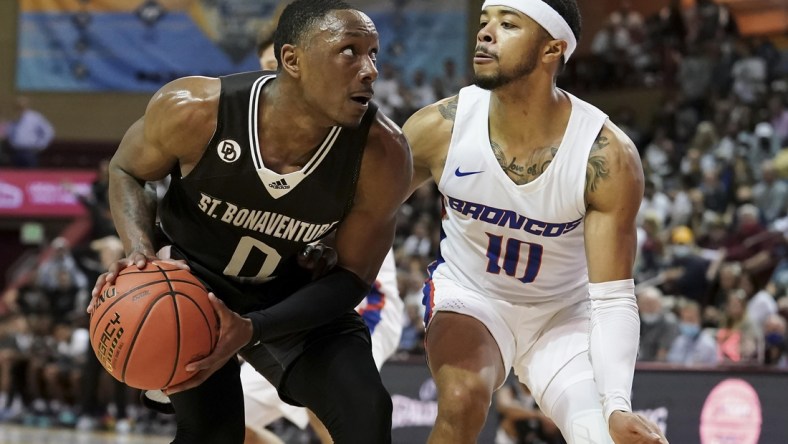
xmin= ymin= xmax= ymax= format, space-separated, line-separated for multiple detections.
xmin=588 ymin=279 xmax=639 ymax=421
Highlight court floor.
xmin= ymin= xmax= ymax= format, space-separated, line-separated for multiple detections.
xmin=0 ymin=425 xmax=171 ymax=444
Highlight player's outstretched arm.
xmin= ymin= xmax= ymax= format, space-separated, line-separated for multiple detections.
xmin=584 ymin=125 xmax=666 ymax=444
xmin=88 ymin=77 xmax=218 ymax=311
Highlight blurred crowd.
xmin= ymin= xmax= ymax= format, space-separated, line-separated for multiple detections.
xmin=0 ymin=0 xmax=787 ymax=439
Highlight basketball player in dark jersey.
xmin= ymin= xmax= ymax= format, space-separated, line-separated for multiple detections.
xmin=87 ymin=1 xmax=412 ymax=442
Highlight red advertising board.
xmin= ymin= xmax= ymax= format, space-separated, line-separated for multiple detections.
xmin=0 ymin=169 xmax=97 ymax=217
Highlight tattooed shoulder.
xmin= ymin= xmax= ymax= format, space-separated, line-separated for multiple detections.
xmin=591 ymin=132 xmax=609 ymax=153
xmin=585 ymin=131 xmax=610 ymax=194
xmin=438 ymin=96 xmax=458 ymax=122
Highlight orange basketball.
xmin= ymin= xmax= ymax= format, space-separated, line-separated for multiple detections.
xmin=89 ymin=260 xmax=219 ymax=390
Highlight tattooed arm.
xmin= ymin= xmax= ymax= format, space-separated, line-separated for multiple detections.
xmin=88 ymin=77 xmax=218 ymax=309
xmin=403 ymin=96 xmax=457 ymax=195
xmin=584 ymin=124 xmax=643 ymax=282
xmin=583 ymin=122 xmax=648 ymax=435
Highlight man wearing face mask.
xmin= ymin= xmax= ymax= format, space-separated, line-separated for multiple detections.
xmin=659 ymin=226 xmax=711 ymax=305
xmin=763 ymin=314 xmax=787 ymax=367
xmin=666 ymin=299 xmax=718 ymax=366
xmin=636 ymin=287 xmax=679 ymax=362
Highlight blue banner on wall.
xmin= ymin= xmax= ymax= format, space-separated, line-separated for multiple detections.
xmin=17 ymin=0 xmax=467 ymax=92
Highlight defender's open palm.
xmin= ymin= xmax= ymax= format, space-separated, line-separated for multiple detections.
xmin=163 ymin=293 xmax=252 ymax=395
xmin=609 ymin=411 xmax=668 ymax=444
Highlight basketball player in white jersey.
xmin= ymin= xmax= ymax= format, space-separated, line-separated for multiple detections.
xmin=403 ymin=1 xmax=667 ymax=443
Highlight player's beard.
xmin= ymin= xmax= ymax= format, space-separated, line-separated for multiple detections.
xmin=473 ymin=44 xmax=540 ymax=90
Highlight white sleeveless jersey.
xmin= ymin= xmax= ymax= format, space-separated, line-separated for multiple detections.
xmin=433 ymin=86 xmax=607 ymax=304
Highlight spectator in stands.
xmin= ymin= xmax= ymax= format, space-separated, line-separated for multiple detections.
xmin=439 ymin=58 xmax=465 ymax=97
xmin=398 ymin=218 xmax=433 ymax=259
xmin=731 ymin=40 xmax=767 ymax=105
xmin=41 ymin=321 xmax=89 ymax=427
xmin=20 ymin=313 xmax=56 ymax=426
xmin=660 ymin=226 xmax=711 ymax=305
xmin=374 ymin=62 xmax=407 ymax=123
xmin=752 ymin=159 xmax=788 ymax=225
xmin=677 ymin=44 xmax=714 ymax=111
xmin=708 ymin=261 xmax=747 ymax=310
xmin=748 ymin=122 xmax=782 ymax=179
xmin=717 ymin=290 xmax=762 ymax=363
xmin=643 ymin=126 xmax=677 ymax=181
xmin=637 ymin=286 xmax=679 ymax=362
xmin=397 ymin=299 xmax=425 ymax=356
xmin=766 ymin=95 xmax=788 ymax=145
xmin=75 ymin=236 xmax=131 ymax=433
xmin=699 ymin=168 xmax=729 ymax=215
xmin=4 ymin=96 xmax=55 ymax=168
xmin=763 ymin=313 xmax=787 ymax=367
xmin=408 ymin=69 xmax=437 ymax=110
xmin=0 ymin=314 xmax=29 ymax=420
xmin=493 ymin=376 xmax=562 ymax=444
xmin=64 ymin=159 xmax=115 ymax=241
xmin=45 ymin=269 xmax=82 ymax=325
xmin=635 ymin=211 xmax=666 ymax=283
xmin=638 ymin=180 xmax=672 ymax=228
xmin=666 ymin=177 xmax=694 ymax=230
xmin=666 ymin=299 xmax=718 ymax=366
xmin=37 ymin=238 xmax=88 ymax=294
xmin=747 ymin=280 xmax=779 ymax=331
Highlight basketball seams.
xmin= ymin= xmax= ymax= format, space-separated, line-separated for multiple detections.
xmin=173 ymin=292 xmax=218 ymax=350
xmin=120 ymin=293 xmax=171 ymax=384
xmin=164 ymin=294 xmax=182 ymax=388
xmin=89 ymin=279 xmax=170 ymax=339
xmin=154 ymin=263 xmax=183 ymax=388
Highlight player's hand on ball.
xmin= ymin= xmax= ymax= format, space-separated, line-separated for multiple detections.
xmin=297 ymin=243 xmax=337 ymax=279
xmin=609 ymin=411 xmax=668 ymax=444
xmin=163 ymin=293 xmax=253 ymax=395
xmin=87 ymin=250 xmax=189 ymax=314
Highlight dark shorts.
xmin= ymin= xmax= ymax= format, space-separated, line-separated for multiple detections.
xmin=240 ymin=310 xmax=370 ymax=406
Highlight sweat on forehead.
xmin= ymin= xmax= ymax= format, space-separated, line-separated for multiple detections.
xmin=482 ymin=0 xmax=577 ymax=61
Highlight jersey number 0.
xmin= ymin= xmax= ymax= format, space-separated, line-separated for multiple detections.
xmin=224 ymin=236 xmax=283 ymax=282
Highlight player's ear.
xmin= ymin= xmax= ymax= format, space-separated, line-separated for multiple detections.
xmin=280 ymin=44 xmax=300 ymax=78
xmin=542 ymin=39 xmax=566 ymax=64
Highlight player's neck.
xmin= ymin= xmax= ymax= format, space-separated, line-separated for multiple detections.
xmin=488 ymin=78 xmax=569 ymax=146
xmin=257 ymin=80 xmax=334 ymax=172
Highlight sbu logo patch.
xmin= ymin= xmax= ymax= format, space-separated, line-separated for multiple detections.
xmin=217 ymin=140 xmax=241 ymax=163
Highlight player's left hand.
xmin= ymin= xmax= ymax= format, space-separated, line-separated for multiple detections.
xmin=163 ymin=292 xmax=252 ymax=395
xmin=609 ymin=411 xmax=668 ymax=443
xmin=297 ymin=242 xmax=337 ymax=279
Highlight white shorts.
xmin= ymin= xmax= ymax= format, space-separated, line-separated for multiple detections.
xmin=425 ymin=277 xmax=594 ymax=412
xmin=357 ymin=249 xmax=403 ymax=369
xmin=240 ymin=361 xmax=310 ymax=430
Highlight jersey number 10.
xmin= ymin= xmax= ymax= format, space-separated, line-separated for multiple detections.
xmin=485 ymin=233 xmax=543 ymax=283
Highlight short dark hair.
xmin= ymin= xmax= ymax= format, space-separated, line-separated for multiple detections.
xmin=273 ymin=0 xmax=354 ymax=67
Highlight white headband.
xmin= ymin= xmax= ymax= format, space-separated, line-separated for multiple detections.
xmin=482 ymin=0 xmax=577 ymax=61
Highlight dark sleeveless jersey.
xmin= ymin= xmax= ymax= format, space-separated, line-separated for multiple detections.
xmin=159 ymin=71 xmax=375 ymax=296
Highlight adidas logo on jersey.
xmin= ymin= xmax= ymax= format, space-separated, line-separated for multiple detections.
xmin=268 ymin=179 xmax=290 ymax=190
